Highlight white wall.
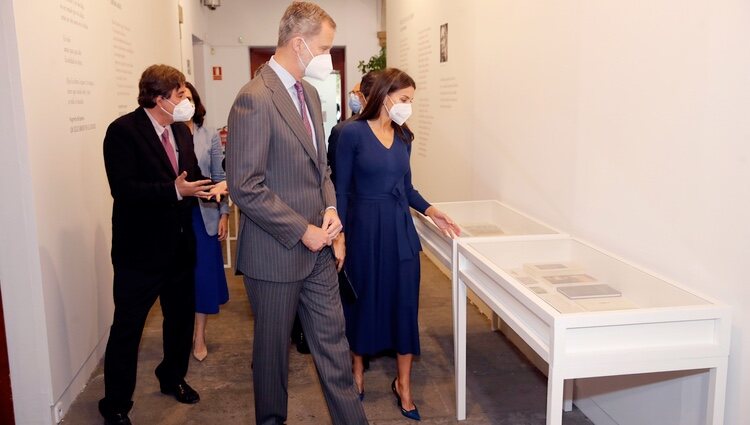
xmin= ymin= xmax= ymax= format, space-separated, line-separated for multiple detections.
xmin=384 ymin=0 xmax=476 ymax=202
xmin=1 ymin=0 xmax=209 ymax=422
xmin=388 ymin=0 xmax=750 ymax=424
xmin=201 ymin=44 xmax=251 ymax=131
xmin=179 ymin=0 xmax=211 ymax=83
xmin=196 ymin=0 xmax=382 ymax=131
xmin=0 ymin=1 xmax=54 ymax=423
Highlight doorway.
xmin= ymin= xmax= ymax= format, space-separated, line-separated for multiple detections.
xmin=192 ymin=34 xmax=207 ymax=104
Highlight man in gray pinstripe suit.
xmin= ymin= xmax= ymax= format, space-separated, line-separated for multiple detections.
xmin=226 ymin=3 xmax=368 ymax=425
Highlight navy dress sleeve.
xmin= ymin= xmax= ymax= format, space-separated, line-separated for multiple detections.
xmin=327 ymin=123 xmax=342 ymax=184
xmin=334 ymin=124 xmax=358 ymax=226
xmin=404 ymin=141 xmax=431 ymax=214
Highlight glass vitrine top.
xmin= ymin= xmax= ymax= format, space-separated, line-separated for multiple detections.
xmin=464 ymin=238 xmax=712 ymax=313
xmin=422 ymin=200 xmax=559 ymax=237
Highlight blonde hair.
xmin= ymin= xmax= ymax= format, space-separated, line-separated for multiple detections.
xmin=277 ymin=1 xmax=336 ymax=47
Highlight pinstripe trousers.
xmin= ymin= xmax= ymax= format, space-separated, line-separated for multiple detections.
xmin=244 ymin=247 xmax=368 ymax=425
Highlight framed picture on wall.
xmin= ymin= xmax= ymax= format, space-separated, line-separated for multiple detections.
xmin=440 ymin=23 xmax=448 ymax=63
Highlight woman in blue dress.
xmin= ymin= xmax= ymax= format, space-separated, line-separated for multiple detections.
xmin=184 ymin=82 xmax=230 ymax=362
xmin=334 ymin=68 xmax=460 ymax=420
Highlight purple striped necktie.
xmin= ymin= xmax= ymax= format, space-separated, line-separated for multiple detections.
xmin=160 ymin=129 xmax=178 ymax=174
xmin=293 ymin=81 xmax=314 ymax=144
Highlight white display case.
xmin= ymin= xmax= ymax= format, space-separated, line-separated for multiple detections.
xmin=453 ymin=237 xmax=731 ymax=425
xmin=412 ymin=200 xmax=562 ymax=270
xmin=413 ymin=200 xmax=565 ymax=359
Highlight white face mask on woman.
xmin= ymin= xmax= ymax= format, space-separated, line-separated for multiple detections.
xmin=161 ymin=97 xmax=195 ymax=122
xmin=385 ymin=96 xmax=412 ymax=126
xmin=298 ymin=38 xmax=333 ymax=81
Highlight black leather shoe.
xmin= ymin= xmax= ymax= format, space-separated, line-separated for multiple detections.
xmin=160 ymin=381 xmax=200 ymax=404
xmin=102 ymin=412 xmax=132 ymax=425
xmin=99 ymin=399 xmax=132 ymax=425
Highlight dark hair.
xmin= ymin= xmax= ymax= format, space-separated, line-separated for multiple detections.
xmin=138 ymin=64 xmax=185 ymax=108
xmin=185 ymin=81 xmax=207 ymax=128
xmin=359 ymin=70 xmax=380 ymax=99
xmin=357 ymin=68 xmax=416 ymax=143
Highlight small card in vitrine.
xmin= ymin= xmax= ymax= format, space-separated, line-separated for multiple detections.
xmin=523 ymin=262 xmax=583 ymax=279
xmin=557 ymin=284 xmax=621 ymax=300
xmin=508 ymin=269 xmax=540 ymax=286
xmin=542 ymin=274 xmax=597 ymax=285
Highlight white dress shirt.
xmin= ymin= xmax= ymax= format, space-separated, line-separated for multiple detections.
xmin=267 ymin=56 xmax=317 ymax=152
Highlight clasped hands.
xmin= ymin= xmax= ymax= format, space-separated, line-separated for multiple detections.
xmin=175 ymin=172 xmax=228 ymax=201
xmin=302 ymin=208 xmax=342 ymax=253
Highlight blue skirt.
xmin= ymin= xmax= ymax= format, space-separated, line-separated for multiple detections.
xmin=192 ymin=207 xmax=229 ymax=314
xmin=343 ymin=197 xmax=421 ymax=356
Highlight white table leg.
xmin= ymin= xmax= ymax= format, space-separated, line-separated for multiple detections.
xmin=491 ymin=312 xmax=501 ymax=331
xmin=563 ymin=380 xmax=573 ymax=412
xmin=546 ymin=368 xmax=564 ymax=425
xmin=224 ymin=229 xmax=232 ymax=269
xmin=223 ymin=199 xmax=235 ymax=269
xmin=706 ymin=361 xmax=728 ymax=425
xmin=455 ymin=277 xmax=467 ymax=421
xmin=452 ymin=243 xmax=459 ymax=363
xmin=232 ymin=202 xmax=239 ymax=240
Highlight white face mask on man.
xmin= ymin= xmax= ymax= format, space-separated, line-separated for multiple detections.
xmin=161 ymin=97 xmax=195 ymax=122
xmin=385 ymin=96 xmax=412 ymax=126
xmin=297 ymin=38 xmax=333 ymax=81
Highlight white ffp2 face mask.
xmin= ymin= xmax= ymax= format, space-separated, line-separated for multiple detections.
xmin=386 ymin=96 xmax=412 ymax=126
xmin=162 ymin=98 xmax=195 ymax=122
xmin=349 ymin=93 xmax=363 ymax=114
xmin=298 ymin=38 xmax=333 ymax=81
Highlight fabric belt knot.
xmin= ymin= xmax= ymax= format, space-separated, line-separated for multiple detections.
xmin=353 ymin=186 xmax=420 ymax=261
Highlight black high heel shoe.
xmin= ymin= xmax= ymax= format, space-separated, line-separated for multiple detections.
xmin=391 ymin=378 xmax=421 ymax=421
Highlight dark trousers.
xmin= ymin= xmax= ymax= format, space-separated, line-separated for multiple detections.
xmin=99 ymin=257 xmax=195 ymax=414
xmin=244 ymin=248 xmax=368 ymax=425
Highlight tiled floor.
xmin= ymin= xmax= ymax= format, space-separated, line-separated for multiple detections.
xmin=62 ymin=253 xmax=593 ymax=424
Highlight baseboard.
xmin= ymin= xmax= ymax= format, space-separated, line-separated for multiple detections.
xmin=53 ymin=329 xmax=109 ymax=423
xmin=573 ymin=391 xmax=619 ymax=425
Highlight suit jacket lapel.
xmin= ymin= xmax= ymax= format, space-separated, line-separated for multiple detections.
xmin=135 ymin=108 xmax=178 ymax=178
xmin=262 ymin=66 xmax=319 ymax=163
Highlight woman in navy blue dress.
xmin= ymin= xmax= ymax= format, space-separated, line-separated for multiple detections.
xmin=335 ymin=68 xmax=460 ymax=420
xmin=185 ymin=82 xmax=230 ymax=362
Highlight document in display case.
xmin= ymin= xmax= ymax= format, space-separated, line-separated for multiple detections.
xmin=556 ymin=283 xmax=621 ymax=299
xmin=452 ymin=236 xmax=731 ymax=424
